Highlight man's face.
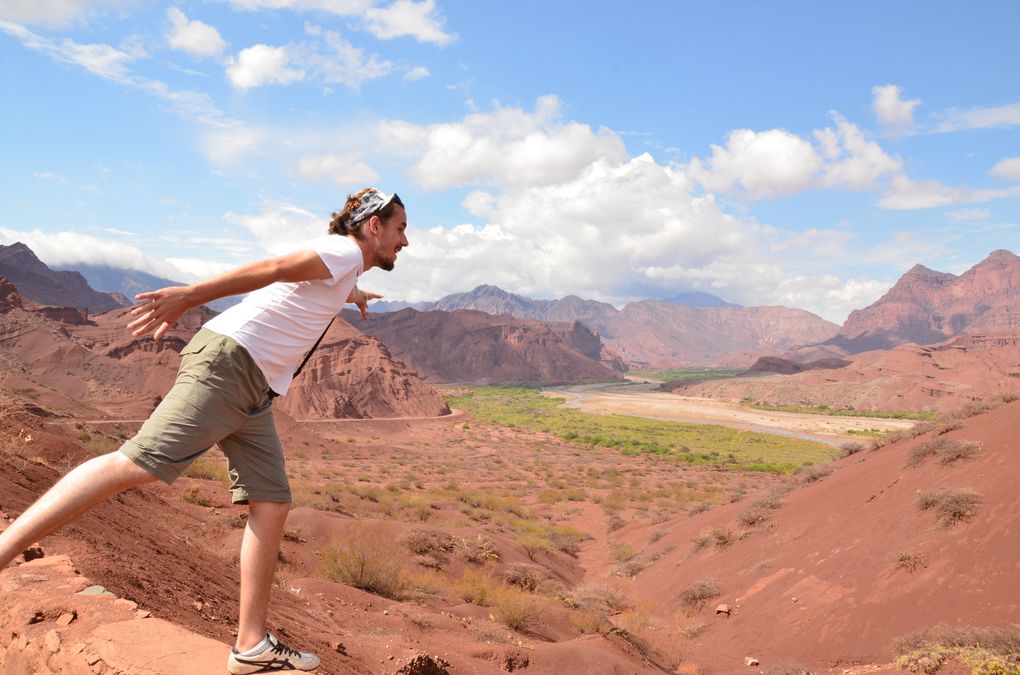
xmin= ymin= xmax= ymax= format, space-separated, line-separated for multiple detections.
xmin=373 ymin=205 xmax=408 ymax=272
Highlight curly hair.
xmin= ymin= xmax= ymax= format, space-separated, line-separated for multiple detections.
xmin=329 ymin=188 xmax=403 ymax=239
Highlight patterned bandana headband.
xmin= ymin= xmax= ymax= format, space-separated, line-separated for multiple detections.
xmin=349 ymin=190 xmax=401 ymax=225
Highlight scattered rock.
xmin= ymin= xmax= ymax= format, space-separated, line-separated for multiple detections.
xmin=45 ymin=629 xmax=61 ymax=653
xmin=331 ymin=640 xmax=347 ymax=655
xmin=502 ymin=649 xmax=530 ymax=671
xmin=22 ymin=544 xmax=45 ymax=562
xmin=715 ymin=603 xmax=731 ymax=615
xmin=77 ymin=585 xmax=114 ymax=597
xmin=56 ymin=611 xmax=77 ymax=626
xmin=745 ymin=656 xmax=760 ymax=667
xmin=395 ymin=652 xmax=452 ymax=675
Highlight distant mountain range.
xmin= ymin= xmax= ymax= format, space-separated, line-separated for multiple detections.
xmin=0 ymin=243 xmax=126 ymax=313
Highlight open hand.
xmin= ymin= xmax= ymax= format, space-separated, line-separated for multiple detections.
xmin=128 ymin=286 xmax=193 ymax=339
xmin=351 ymin=289 xmax=383 ymax=319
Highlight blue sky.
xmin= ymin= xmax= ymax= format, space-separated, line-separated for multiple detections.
xmin=1 ymin=1 xmax=1018 ymax=322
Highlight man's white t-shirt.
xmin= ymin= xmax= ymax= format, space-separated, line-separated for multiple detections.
xmin=203 ymin=235 xmax=363 ymax=396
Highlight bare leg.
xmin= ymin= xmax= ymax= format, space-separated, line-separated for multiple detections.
xmin=235 ymin=500 xmax=290 ymax=652
xmin=0 ymin=451 xmax=158 ymax=569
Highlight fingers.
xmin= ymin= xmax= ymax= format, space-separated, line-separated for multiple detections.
xmin=365 ymin=292 xmax=383 ymax=300
xmin=359 ymin=305 xmax=368 ymax=320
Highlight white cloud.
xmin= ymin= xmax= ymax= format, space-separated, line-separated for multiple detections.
xmin=871 ymin=84 xmax=921 ymax=129
xmin=935 ymin=102 xmax=1020 ymax=132
xmin=686 ymin=128 xmax=823 ymax=198
xmin=991 ymin=156 xmax=1020 ymax=182
xmin=403 ymin=65 xmax=430 ymax=81
xmin=33 ymin=171 xmax=70 ymax=184
xmin=363 ymin=0 xmax=454 ymax=45
xmin=224 ymin=203 xmax=326 ymax=255
xmin=290 ymin=153 xmax=380 ymax=186
xmin=0 ymin=0 xmax=133 ymax=27
xmin=2 ymin=21 xmax=238 ymax=128
xmin=201 ymin=126 xmax=266 ymax=167
xmin=166 ymin=7 xmax=228 ymax=58
xmin=376 ymin=95 xmax=628 ymax=190
xmin=0 ymin=227 xmax=185 ymax=280
xmin=949 ymin=208 xmax=992 ymax=222
xmin=216 ymin=0 xmax=373 ymax=14
xmin=814 ymin=114 xmax=900 ymax=189
xmin=164 ymin=256 xmax=235 ymax=282
xmin=227 ymin=44 xmax=304 ymax=90
xmin=880 ymin=175 xmax=1020 ymax=210
xmin=301 ymin=28 xmax=392 ymax=89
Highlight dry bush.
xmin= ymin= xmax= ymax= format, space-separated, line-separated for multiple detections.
xmin=687 ymin=502 xmax=713 ymax=517
xmin=796 ymin=463 xmax=834 ymax=483
xmin=894 ymin=624 xmax=1020 ymax=674
xmin=464 ymin=535 xmax=499 ymax=563
xmin=917 ymin=488 xmax=981 ymax=527
xmin=649 ymin=529 xmax=666 ymax=544
xmin=614 ymin=559 xmax=647 ymax=578
xmin=183 ymin=453 xmax=229 ymax=482
xmin=606 ymin=514 xmax=626 ymax=532
xmin=711 ymin=528 xmax=734 ymax=549
xmin=181 ymin=484 xmax=212 ymax=507
xmin=907 ymin=439 xmax=981 ymax=469
xmin=677 ymin=579 xmax=721 ymax=612
xmin=405 ymin=569 xmax=447 ymax=595
xmin=737 ymin=503 xmax=770 ymax=527
xmin=403 ymin=528 xmax=458 ymax=556
xmin=933 ymin=420 xmax=963 ymax=436
xmin=764 ymin=666 xmax=812 ymax=675
xmin=504 ymin=563 xmax=543 ymax=592
xmin=549 ymin=525 xmax=588 ymax=556
xmin=611 ymin=543 xmax=637 ymax=563
xmin=728 ymin=488 xmax=747 ymax=503
xmin=489 ymin=585 xmax=538 ymax=631
xmin=569 ymin=583 xmax=631 ymax=614
xmin=896 ymin=552 xmax=928 ymax=572
xmin=571 ymin=609 xmax=611 ymax=634
xmin=318 ymin=527 xmax=406 ymax=598
xmin=838 ymin=441 xmax=868 ymax=458
xmin=876 ymin=421 xmax=935 ymax=448
xmin=689 ymin=533 xmax=711 ymax=556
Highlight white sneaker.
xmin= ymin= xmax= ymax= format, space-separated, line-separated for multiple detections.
xmin=227 ymin=633 xmax=321 ymax=673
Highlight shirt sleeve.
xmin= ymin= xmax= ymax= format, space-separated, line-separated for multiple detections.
xmin=310 ymin=235 xmax=363 ymax=286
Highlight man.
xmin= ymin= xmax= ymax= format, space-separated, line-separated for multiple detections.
xmin=0 ymin=188 xmax=408 ymax=673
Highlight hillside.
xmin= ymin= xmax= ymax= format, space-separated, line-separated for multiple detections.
xmin=0 ymin=243 xmax=125 ymax=314
xmin=344 ymin=307 xmax=621 ymax=384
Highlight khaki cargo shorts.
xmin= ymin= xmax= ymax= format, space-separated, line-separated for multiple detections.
xmin=119 ymin=328 xmax=291 ymax=504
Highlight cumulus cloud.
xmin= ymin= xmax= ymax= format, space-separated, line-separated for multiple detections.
xmin=871 ymin=84 xmax=921 ymax=129
xmin=880 ymin=175 xmax=1020 ymax=209
xmin=301 ymin=28 xmax=392 ymax=88
xmin=363 ymin=0 xmax=454 ymax=45
xmin=290 ymin=153 xmax=380 ymax=186
xmin=934 ymin=102 xmax=1020 ymax=132
xmin=814 ymin=114 xmax=901 ymax=189
xmin=166 ymin=7 xmax=228 ymax=58
xmin=375 ymin=95 xmax=628 ymax=190
xmin=224 ymin=203 xmax=326 ymax=255
xmin=991 ymin=156 xmax=1020 ymax=182
xmin=227 ymin=44 xmax=304 ymax=89
xmin=685 ymin=128 xmax=823 ymax=199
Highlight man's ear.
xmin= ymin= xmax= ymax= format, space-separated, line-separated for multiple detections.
xmin=367 ymin=214 xmax=381 ymax=236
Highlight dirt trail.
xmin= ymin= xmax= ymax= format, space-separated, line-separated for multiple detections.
xmin=544 ymin=382 xmax=915 ymax=444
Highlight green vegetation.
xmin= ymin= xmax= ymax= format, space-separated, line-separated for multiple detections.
xmin=744 ymin=399 xmax=937 ymax=421
xmin=627 ymin=367 xmax=744 ymax=382
xmin=894 ymin=625 xmax=1020 ymax=674
xmin=447 ymin=387 xmax=833 ymax=473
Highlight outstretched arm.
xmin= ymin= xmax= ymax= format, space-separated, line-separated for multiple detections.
xmin=128 ymin=250 xmax=331 ymax=339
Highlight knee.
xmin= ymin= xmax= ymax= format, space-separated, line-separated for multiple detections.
xmin=248 ymin=500 xmax=290 ymax=523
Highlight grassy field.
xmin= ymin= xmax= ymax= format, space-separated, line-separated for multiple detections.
xmin=744 ymin=400 xmax=938 ymax=421
xmin=447 ymin=387 xmax=834 ymax=474
xmin=627 ymin=367 xmax=745 ymax=382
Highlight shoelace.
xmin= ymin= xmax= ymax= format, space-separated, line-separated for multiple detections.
xmin=271 ymin=641 xmax=302 ymax=658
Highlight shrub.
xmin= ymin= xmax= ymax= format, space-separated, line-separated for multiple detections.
xmin=838 ymin=441 xmax=867 ymax=458
xmin=687 ymin=502 xmax=713 ymax=517
xmin=403 ymin=528 xmax=458 ymax=556
xmin=181 ymin=484 xmax=211 ymax=507
xmin=611 ymin=543 xmax=638 ymax=563
xmin=893 ymin=625 xmax=1020 ymax=675
xmin=571 ymin=609 xmax=611 ymax=634
xmin=504 ymin=564 xmax=543 ymax=592
xmin=464 ymin=535 xmax=499 ymax=563
xmin=711 ymin=528 xmax=734 ymax=549
xmin=917 ymin=488 xmax=981 ymax=527
xmin=183 ymin=454 xmax=229 ymax=483
xmin=678 ymin=579 xmax=721 ymax=612
xmin=907 ymin=439 xmax=981 ymax=468
xmin=318 ymin=528 xmax=406 ymax=598
xmin=737 ymin=504 xmax=771 ymax=527
xmin=569 ymin=583 xmax=631 ymax=614
xmin=457 ymin=568 xmax=499 ymax=606
xmin=896 ymin=552 xmax=928 ymax=572
xmin=689 ymin=533 xmax=711 ymax=555
xmin=490 ymin=585 xmax=538 ymax=631
xmin=796 ymin=463 xmax=834 ymax=483
xmin=649 ymin=529 xmax=666 ymax=544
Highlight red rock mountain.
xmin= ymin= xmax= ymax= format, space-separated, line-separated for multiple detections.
xmin=375 ymin=285 xmax=839 ymax=367
xmin=344 ymin=308 xmax=621 ymax=384
xmin=681 ymin=332 xmax=1020 ymax=413
xmin=0 ymin=242 xmax=126 ymax=313
xmin=0 ymin=278 xmax=448 ymax=420
xmin=829 ymin=248 xmax=1020 ymax=353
